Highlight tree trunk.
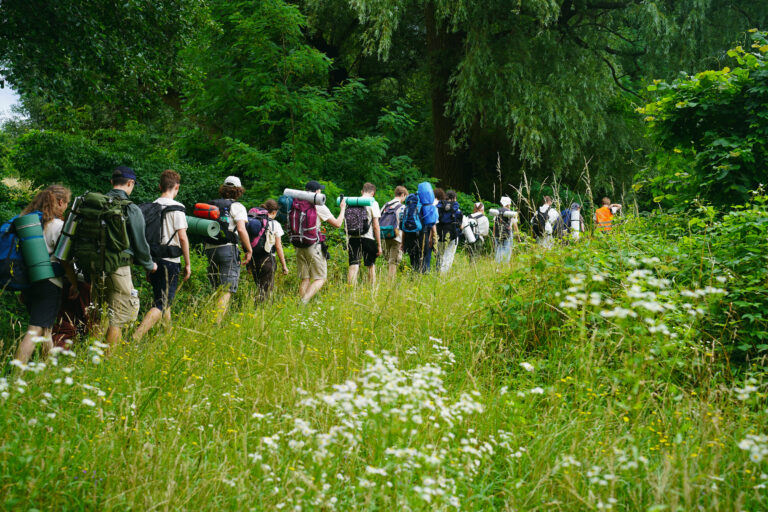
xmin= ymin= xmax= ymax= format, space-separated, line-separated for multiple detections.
xmin=424 ymin=1 xmax=469 ymax=191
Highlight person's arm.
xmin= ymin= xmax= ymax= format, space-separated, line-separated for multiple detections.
xmin=236 ymin=220 xmax=252 ymax=265
xmin=430 ymin=225 xmax=437 ymax=247
xmin=325 ymin=200 xmax=347 ymax=228
xmin=275 ymin=238 xmax=288 ymax=274
xmin=373 ymin=217 xmax=382 ymax=256
xmin=63 ymin=261 xmax=79 ymax=298
xmin=127 ymin=204 xmax=156 ymax=273
xmin=178 ymin=228 xmax=191 ymax=281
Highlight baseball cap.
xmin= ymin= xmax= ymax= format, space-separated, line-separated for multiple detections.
xmin=112 ymin=166 xmax=137 ymax=182
xmin=305 ymin=180 xmax=325 ymax=191
xmin=500 ymin=196 xmax=512 ymax=207
xmin=223 ymin=176 xmax=242 ymax=188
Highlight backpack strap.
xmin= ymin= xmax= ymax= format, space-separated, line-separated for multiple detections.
xmin=160 ymin=204 xmax=187 ymax=247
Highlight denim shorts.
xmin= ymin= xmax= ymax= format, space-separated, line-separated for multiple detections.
xmin=206 ymin=244 xmax=241 ymax=293
xmin=150 ymin=259 xmax=181 ymax=310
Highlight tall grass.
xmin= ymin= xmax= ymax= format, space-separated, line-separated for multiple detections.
xmin=0 ymin=225 xmax=766 ymax=510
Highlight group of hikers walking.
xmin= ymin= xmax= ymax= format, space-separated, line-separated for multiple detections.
xmin=1 ymin=166 xmax=622 ymax=365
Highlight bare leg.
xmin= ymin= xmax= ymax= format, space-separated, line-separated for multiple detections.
xmin=215 ymin=291 xmax=231 ymax=324
xmin=348 ymin=264 xmax=360 ymax=286
xmin=162 ymin=309 xmax=172 ymax=327
xmin=106 ymin=325 xmax=122 ymax=347
xmin=301 ymin=279 xmax=326 ymax=304
xmin=133 ymin=307 xmax=163 ymax=341
xmin=15 ymin=325 xmax=43 ymax=364
xmin=388 ymin=263 xmax=397 ymax=279
xmin=299 ymin=278 xmax=310 ymax=298
xmin=367 ymin=265 xmax=376 ymax=287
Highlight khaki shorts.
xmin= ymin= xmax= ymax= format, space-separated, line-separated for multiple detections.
xmin=296 ymin=244 xmax=327 ymax=281
xmin=383 ymin=239 xmax=402 ymax=265
xmin=92 ymin=265 xmax=139 ymax=328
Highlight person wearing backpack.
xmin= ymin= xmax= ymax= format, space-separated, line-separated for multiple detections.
xmin=380 ymin=186 xmax=408 ymax=279
xmin=292 ymin=180 xmax=346 ymax=304
xmin=13 ymin=185 xmax=79 ymax=364
xmin=533 ymin=196 xmax=562 ymax=248
xmin=467 ymin=202 xmax=490 ymax=261
xmin=205 ymin=176 xmax=252 ymax=322
xmin=133 ymin=170 xmax=191 ymax=341
xmin=403 ymin=182 xmax=438 ymax=273
xmin=594 ymin=197 xmax=622 ymax=232
xmin=435 ymin=190 xmax=463 ymax=274
xmin=567 ymin=202 xmax=585 ymax=241
xmin=248 ymin=199 xmax=288 ymax=302
xmin=493 ymin=196 xmax=520 ymax=263
xmin=344 ymin=182 xmax=382 ymax=287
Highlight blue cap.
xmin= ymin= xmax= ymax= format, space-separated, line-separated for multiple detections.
xmin=112 ymin=166 xmax=137 ymax=182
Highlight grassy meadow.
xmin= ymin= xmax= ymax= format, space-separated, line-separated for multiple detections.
xmin=1 ymin=219 xmax=767 ymax=511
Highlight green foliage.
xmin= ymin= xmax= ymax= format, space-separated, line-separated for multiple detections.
xmin=638 ymin=31 xmax=768 ymax=207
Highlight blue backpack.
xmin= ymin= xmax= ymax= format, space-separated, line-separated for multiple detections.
xmin=0 ymin=212 xmax=43 ymax=291
xmin=400 ymin=194 xmax=423 ymax=234
xmin=437 ymin=200 xmax=462 ymax=241
xmin=561 ymin=208 xmax=572 ymax=233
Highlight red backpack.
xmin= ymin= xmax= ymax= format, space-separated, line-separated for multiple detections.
xmin=288 ymin=200 xmax=323 ymax=247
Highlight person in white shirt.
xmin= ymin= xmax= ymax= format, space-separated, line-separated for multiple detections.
xmin=467 ymin=202 xmax=490 ymax=260
xmin=493 ymin=196 xmax=520 ymax=263
xmin=134 ymin=170 xmax=192 ymax=341
xmin=344 ymin=182 xmax=382 ymax=286
xmin=15 ymin=185 xmax=78 ymax=364
xmin=296 ymin=180 xmax=346 ymax=304
xmin=537 ymin=196 xmax=561 ymax=249
xmin=380 ymin=186 xmax=408 ymax=279
xmin=205 ymin=176 xmax=252 ymax=322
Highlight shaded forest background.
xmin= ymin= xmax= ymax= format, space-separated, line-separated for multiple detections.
xmin=1 ymin=0 xmax=767 ymax=212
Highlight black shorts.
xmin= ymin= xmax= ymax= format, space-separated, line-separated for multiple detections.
xmin=347 ymin=237 xmax=378 ymax=267
xmin=23 ymin=279 xmax=63 ymax=328
xmin=150 ymin=259 xmax=181 ymax=310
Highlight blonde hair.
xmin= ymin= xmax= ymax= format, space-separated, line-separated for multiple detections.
xmin=22 ymin=184 xmax=71 ymax=226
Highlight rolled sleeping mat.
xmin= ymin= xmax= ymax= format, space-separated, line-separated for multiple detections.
xmin=186 ymin=216 xmax=221 ymax=238
xmin=489 ymin=209 xmax=515 ymax=218
xmin=283 ymin=188 xmax=326 ymax=206
xmin=193 ymin=203 xmax=220 ymax=220
xmin=13 ymin=214 xmax=55 ymax=283
xmin=462 ymin=223 xmax=477 ymax=244
xmin=336 ymin=196 xmax=374 ymax=207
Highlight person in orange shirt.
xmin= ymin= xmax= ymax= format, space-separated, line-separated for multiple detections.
xmin=594 ymin=197 xmax=622 ymax=232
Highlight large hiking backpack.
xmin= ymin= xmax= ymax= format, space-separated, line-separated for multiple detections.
xmin=469 ymin=213 xmax=484 ymax=239
xmin=195 ymin=199 xmax=240 ymax=245
xmin=493 ymin=207 xmax=513 ymax=240
xmin=400 ymin=194 xmax=423 ymax=234
xmin=70 ymin=192 xmax=131 ymax=276
xmin=379 ymin=201 xmax=402 ymax=240
xmin=532 ymin=206 xmax=551 ymax=239
xmin=0 ymin=211 xmax=44 ymax=291
xmin=436 ymin=200 xmax=462 ymax=242
xmin=138 ymin=202 xmax=186 ymax=262
xmin=344 ymin=205 xmax=370 ymax=237
xmin=288 ymin=199 xmax=322 ymax=247
xmin=247 ymin=207 xmax=270 ymax=255
xmin=561 ymin=208 xmax=572 ymax=234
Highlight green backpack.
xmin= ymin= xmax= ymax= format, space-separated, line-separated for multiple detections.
xmin=70 ymin=192 xmax=132 ymax=275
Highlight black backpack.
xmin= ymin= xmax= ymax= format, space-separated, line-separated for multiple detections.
xmin=532 ymin=206 xmax=551 ymax=239
xmin=139 ymin=202 xmax=186 ymax=262
xmin=493 ymin=208 xmax=513 ymax=240
xmin=436 ymin=200 xmax=462 ymax=242
xmin=206 ymin=199 xmax=240 ymax=245
xmin=344 ymin=206 xmax=370 ymax=237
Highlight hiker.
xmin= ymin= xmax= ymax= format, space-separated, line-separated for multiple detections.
xmin=291 ymin=180 xmax=346 ymax=304
xmin=52 ymin=278 xmax=93 ymax=348
xmin=467 ymin=202 xmax=490 ymax=260
xmin=493 ymin=196 xmax=520 ymax=263
xmin=595 ymin=197 xmax=622 ymax=232
xmin=69 ymin=167 xmax=157 ymax=347
xmin=248 ymin=199 xmax=288 ymax=302
xmin=435 ymin=190 xmax=463 ymax=274
xmin=133 ymin=170 xmax=191 ymax=341
xmin=565 ymin=202 xmax=585 ymax=241
xmin=14 ymin=185 xmax=79 ymax=364
xmin=343 ymin=183 xmax=382 ymax=286
xmin=532 ymin=196 xmax=561 ymax=249
xmin=205 ymin=176 xmax=252 ymax=322
xmin=380 ymin=186 xmax=408 ymax=279
xmin=402 ymin=182 xmax=438 ymax=273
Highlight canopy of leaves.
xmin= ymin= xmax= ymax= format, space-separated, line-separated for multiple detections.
xmin=637 ymin=30 xmax=768 ymax=207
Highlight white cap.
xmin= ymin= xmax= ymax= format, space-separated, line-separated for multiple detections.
xmin=223 ymin=176 xmax=242 ymax=188
xmin=500 ymin=196 xmax=512 ymax=207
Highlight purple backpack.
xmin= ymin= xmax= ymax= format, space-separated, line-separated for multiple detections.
xmin=288 ymin=200 xmax=321 ymax=247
